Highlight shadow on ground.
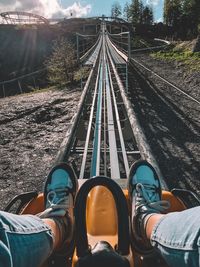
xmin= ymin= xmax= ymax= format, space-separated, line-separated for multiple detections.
xmin=129 ymin=65 xmax=200 ymax=195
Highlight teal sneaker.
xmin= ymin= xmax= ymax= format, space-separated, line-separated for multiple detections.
xmin=39 ymin=163 xmax=78 ymax=256
xmin=128 ymin=160 xmax=170 ymax=254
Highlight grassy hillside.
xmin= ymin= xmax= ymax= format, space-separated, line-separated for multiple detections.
xmin=151 ymin=40 xmax=200 ymax=72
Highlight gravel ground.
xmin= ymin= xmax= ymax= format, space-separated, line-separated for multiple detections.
xmin=0 ymin=88 xmax=81 ymax=210
xmin=129 ymin=52 xmax=200 ymax=196
xmin=132 ymin=52 xmax=200 ymax=99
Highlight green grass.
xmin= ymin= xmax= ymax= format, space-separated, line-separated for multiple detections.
xmin=151 ymin=49 xmax=200 ymax=71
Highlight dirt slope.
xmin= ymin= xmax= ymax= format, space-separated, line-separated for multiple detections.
xmin=0 ymin=88 xmax=81 ymax=209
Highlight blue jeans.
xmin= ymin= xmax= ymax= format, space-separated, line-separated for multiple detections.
xmin=0 ymin=211 xmax=53 ymax=267
xmin=151 ymin=206 xmax=200 ymax=267
xmin=0 ymin=208 xmax=200 ymax=267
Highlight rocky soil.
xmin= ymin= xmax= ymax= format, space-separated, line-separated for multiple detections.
xmin=129 ymin=52 xmax=200 ymax=196
xmin=0 ymin=88 xmax=81 ymax=209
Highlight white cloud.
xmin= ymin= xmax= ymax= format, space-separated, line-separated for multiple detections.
xmin=145 ymin=0 xmax=160 ymax=6
xmin=155 ymin=17 xmax=163 ymax=23
xmin=51 ymin=2 xmax=92 ymax=18
xmin=0 ymin=0 xmax=91 ymax=19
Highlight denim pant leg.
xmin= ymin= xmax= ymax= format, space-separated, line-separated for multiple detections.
xmin=150 ymin=206 xmax=200 ymax=267
xmin=0 ymin=211 xmax=54 ymax=267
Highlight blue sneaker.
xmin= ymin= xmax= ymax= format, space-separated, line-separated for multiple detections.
xmin=128 ymin=160 xmax=170 ymax=254
xmin=39 ymin=163 xmax=78 ymax=256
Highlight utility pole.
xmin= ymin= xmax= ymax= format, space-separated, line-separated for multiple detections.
xmin=2 ymin=84 xmax=5 ymax=98
xmin=18 ymin=80 xmax=23 ymax=94
xmin=128 ymin=32 xmax=131 ymax=59
xmin=76 ymin=33 xmax=79 ymax=61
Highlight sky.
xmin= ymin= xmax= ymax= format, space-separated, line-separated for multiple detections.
xmin=0 ymin=0 xmax=164 ymax=22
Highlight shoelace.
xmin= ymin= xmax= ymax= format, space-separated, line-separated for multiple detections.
xmin=47 ymin=188 xmax=70 ymax=210
xmin=136 ymin=183 xmax=170 ymax=212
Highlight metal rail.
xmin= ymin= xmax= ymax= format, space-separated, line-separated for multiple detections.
xmin=80 ymin=35 xmax=102 ymax=63
xmin=55 ymin=45 xmax=100 ymax=164
xmin=79 ymin=61 xmax=101 ymax=178
xmin=55 ymin=20 xmax=167 ymax=184
xmin=108 ymin=32 xmax=200 ymax=106
xmin=105 ymin=59 xmax=120 ymax=178
xmin=106 ymin=37 xmax=167 ymax=188
xmin=131 ymin=58 xmax=200 ymax=106
xmin=0 ymin=68 xmax=46 ymax=85
xmin=107 ymin=59 xmax=129 ymax=177
xmin=90 ymin=61 xmax=103 ymax=176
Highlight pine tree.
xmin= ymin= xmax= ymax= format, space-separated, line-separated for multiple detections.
xmin=182 ymin=0 xmax=200 ymax=36
xmin=164 ymin=0 xmax=200 ymax=38
xmin=128 ymin=0 xmax=154 ymax=25
xmin=123 ymin=2 xmax=131 ymax=22
xmin=163 ymin=0 xmax=170 ymax=25
xmin=130 ymin=0 xmax=141 ymax=24
xmin=142 ymin=6 xmax=154 ymax=25
xmin=164 ymin=0 xmax=182 ymax=27
xmin=111 ymin=2 xmax=122 ymax=18
xmin=46 ymin=38 xmax=77 ymax=87
xmin=139 ymin=1 xmax=144 ymax=23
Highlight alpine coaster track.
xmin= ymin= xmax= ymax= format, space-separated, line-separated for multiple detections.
xmin=54 ymin=21 xmax=167 ymax=188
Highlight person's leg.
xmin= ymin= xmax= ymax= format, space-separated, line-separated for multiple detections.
xmin=127 ymin=160 xmax=170 ymax=254
xmin=0 ymin=211 xmax=54 ymax=267
xmin=39 ymin=162 xmax=78 ymax=256
xmin=145 ymin=214 xmax=164 ymax=239
xmin=43 ymin=218 xmax=64 ymax=250
xmin=0 ymin=163 xmax=78 ymax=267
xmin=128 ymin=160 xmax=200 ymax=267
xmin=149 ymin=207 xmax=200 ymax=267
xmin=0 ymin=214 xmax=71 ymax=267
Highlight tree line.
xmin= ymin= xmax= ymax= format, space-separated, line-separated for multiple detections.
xmin=111 ymin=0 xmax=199 ymax=39
xmin=164 ymin=0 xmax=200 ymax=38
xmin=45 ymin=1 xmax=200 ymax=87
xmin=111 ymin=1 xmax=154 ymax=25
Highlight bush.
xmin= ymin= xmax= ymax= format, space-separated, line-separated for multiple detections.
xmin=74 ymin=66 xmax=90 ymax=83
xmin=45 ymin=38 xmax=77 ymax=87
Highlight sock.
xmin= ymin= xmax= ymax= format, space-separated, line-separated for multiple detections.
xmin=140 ymin=213 xmax=157 ymax=247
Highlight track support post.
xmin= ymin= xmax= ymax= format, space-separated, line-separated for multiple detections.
xmin=128 ymin=32 xmax=131 ymax=59
xmin=76 ymin=33 xmax=80 ymax=61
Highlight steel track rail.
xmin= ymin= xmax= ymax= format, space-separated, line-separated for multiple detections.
xmin=106 ymin=35 xmax=128 ymax=62
xmin=131 ymin=38 xmax=170 ymax=53
xmin=130 ymin=58 xmax=200 ymax=106
xmin=55 ymin=21 xmax=169 ymax=185
xmin=106 ymin=36 xmax=168 ymax=189
xmin=106 ymin=58 xmax=129 ymax=178
xmin=102 ymin=30 xmax=108 ymax=176
xmin=80 ymin=34 xmax=102 ymax=63
xmin=90 ymin=61 xmax=103 ymax=177
xmin=79 ymin=59 xmax=102 ymax=178
xmin=104 ymin=22 xmax=127 ymax=178
xmin=54 ymin=49 xmax=100 ymax=164
xmin=107 ymin=34 xmax=200 ymax=106
xmin=105 ymin=59 xmax=120 ymax=178
xmin=78 ymin=22 xmax=138 ymax=179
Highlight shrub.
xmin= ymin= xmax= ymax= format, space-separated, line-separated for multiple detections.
xmin=45 ymin=38 xmax=77 ymax=87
